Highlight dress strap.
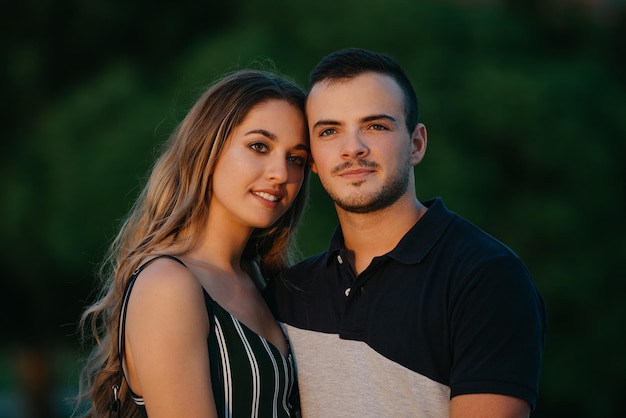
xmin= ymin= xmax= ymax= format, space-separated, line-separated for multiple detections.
xmin=117 ymin=255 xmax=187 ymax=377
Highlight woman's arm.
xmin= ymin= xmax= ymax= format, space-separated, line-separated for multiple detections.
xmin=125 ymin=257 xmax=218 ymax=417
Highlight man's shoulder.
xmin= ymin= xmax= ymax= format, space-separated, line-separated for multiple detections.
xmin=264 ymin=252 xmax=331 ymax=324
xmin=423 ymin=198 xmax=515 ymax=255
xmin=265 ymin=251 xmax=328 ymax=299
xmin=447 ymin=214 xmax=522 ymax=260
xmin=285 ymin=251 xmax=329 ymax=277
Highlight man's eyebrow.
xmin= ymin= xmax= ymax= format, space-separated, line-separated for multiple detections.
xmin=311 ymin=120 xmax=341 ymax=130
xmin=245 ymin=129 xmax=276 ymax=141
xmin=362 ymin=114 xmax=398 ymax=124
xmin=312 ymin=115 xmax=398 ymax=129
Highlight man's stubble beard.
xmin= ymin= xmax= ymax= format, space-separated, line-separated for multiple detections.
xmin=321 ymin=156 xmax=412 ymax=214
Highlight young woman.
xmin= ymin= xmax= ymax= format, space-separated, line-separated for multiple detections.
xmin=76 ymin=70 xmax=310 ymax=417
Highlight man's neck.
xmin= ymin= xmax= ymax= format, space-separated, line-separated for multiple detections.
xmin=337 ymin=195 xmax=427 ymax=275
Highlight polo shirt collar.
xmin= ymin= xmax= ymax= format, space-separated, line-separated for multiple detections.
xmin=324 ymin=197 xmax=455 ymax=265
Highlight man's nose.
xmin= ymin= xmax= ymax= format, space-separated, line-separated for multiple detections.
xmin=340 ymin=131 xmax=369 ymax=159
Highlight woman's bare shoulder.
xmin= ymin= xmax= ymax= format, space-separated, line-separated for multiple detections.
xmin=126 ymin=256 xmax=206 ymax=320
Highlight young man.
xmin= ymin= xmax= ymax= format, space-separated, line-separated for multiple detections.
xmin=266 ymin=48 xmax=547 ymax=417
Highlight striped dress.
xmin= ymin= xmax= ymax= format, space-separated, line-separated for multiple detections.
xmin=205 ymin=291 xmax=299 ymax=417
xmin=122 ymin=257 xmax=299 ymax=417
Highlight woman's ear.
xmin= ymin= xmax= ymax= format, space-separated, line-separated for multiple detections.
xmin=310 ymin=158 xmax=318 ymax=174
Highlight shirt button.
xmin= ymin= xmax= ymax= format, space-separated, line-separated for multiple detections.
xmin=345 ymin=288 xmax=351 ymax=296
xmin=337 ymin=254 xmax=343 ymax=264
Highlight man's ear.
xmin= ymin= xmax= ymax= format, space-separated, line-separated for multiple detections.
xmin=410 ymin=123 xmax=427 ymax=166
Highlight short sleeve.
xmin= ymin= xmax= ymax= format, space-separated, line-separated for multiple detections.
xmin=449 ymin=255 xmax=547 ymax=409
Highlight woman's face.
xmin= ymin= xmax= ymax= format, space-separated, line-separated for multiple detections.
xmin=209 ymin=99 xmax=309 ymax=231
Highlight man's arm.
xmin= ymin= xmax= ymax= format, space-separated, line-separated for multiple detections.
xmin=449 ymin=255 xmax=547 ymax=413
xmin=450 ymin=393 xmax=530 ymax=418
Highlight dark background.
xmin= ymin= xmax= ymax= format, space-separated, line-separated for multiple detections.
xmin=1 ymin=0 xmax=624 ymax=416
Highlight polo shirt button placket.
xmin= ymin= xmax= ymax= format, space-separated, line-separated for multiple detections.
xmin=337 ymin=253 xmax=353 ymax=298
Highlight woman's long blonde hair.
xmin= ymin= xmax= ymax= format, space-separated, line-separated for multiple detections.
xmin=75 ymin=70 xmax=309 ymax=417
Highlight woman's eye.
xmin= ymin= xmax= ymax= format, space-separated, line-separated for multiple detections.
xmin=288 ymin=154 xmax=306 ymax=167
xmin=250 ymin=142 xmax=269 ymax=153
xmin=319 ymin=128 xmax=335 ymax=137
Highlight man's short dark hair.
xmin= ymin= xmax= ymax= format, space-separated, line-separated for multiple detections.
xmin=309 ymin=48 xmax=419 ymax=132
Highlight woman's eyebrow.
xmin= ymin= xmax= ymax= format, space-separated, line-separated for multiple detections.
xmin=245 ymin=129 xmax=276 ymax=141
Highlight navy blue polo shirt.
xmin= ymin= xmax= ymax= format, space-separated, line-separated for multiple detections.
xmin=266 ymin=198 xmax=547 ymax=416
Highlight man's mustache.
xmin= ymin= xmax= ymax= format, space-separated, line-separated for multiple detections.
xmin=331 ymin=159 xmax=380 ymax=176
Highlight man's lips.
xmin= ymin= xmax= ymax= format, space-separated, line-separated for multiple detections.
xmin=331 ymin=160 xmax=380 ymax=177
xmin=338 ymin=168 xmax=374 ymax=178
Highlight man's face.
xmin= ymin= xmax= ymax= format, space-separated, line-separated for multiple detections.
xmin=306 ymin=72 xmax=426 ymax=214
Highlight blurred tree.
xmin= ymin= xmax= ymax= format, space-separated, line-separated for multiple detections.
xmin=1 ymin=0 xmax=624 ymax=417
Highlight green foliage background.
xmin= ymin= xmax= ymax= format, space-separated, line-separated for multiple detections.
xmin=1 ymin=0 xmax=624 ymax=416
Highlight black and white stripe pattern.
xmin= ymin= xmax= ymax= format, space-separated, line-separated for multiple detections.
xmin=130 ymin=295 xmax=298 ymax=418
xmin=210 ymin=302 xmax=297 ymax=418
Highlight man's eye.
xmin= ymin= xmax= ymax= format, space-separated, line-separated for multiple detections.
xmin=250 ymin=142 xmax=269 ymax=153
xmin=370 ymin=124 xmax=387 ymax=131
xmin=320 ymin=128 xmax=335 ymax=137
